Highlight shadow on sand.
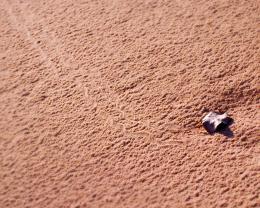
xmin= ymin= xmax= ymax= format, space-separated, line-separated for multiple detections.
xmin=217 ymin=126 xmax=234 ymax=138
xmin=216 ymin=118 xmax=234 ymax=138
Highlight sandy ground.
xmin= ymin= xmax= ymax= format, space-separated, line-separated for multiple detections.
xmin=0 ymin=0 xmax=259 ymax=207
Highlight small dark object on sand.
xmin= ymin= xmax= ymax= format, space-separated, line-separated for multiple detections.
xmin=202 ymin=112 xmax=233 ymax=134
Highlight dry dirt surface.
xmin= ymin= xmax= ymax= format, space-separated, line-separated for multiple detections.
xmin=0 ymin=0 xmax=259 ymax=207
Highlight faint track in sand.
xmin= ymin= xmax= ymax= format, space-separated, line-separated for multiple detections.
xmin=6 ymin=0 xmax=190 ymax=143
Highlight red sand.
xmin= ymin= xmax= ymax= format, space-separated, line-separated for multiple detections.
xmin=0 ymin=0 xmax=259 ymax=207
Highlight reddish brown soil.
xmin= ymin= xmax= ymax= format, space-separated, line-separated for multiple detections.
xmin=0 ymin=0 xmax=259 ymax=207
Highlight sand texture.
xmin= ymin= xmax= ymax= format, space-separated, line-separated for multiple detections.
xmin=0 ymin=0 xmax=259 ymax=207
